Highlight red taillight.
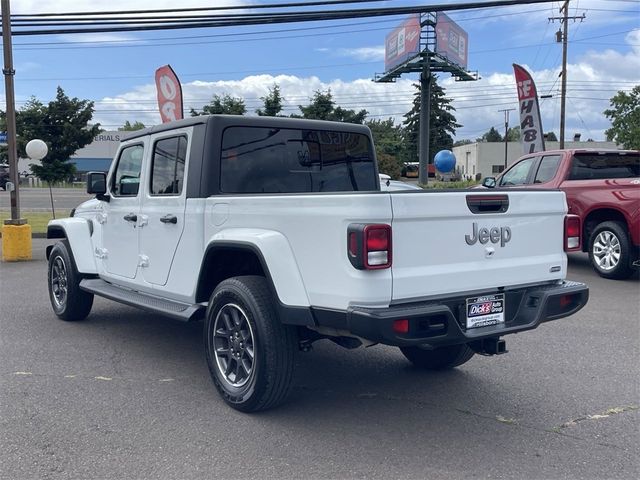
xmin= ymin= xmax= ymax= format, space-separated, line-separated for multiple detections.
xmin=559 ymin=294 xmax=574 ymax=308
xmin=393 ymin=319 xmax=410 ymax=334
xmin=564 ymin=215 xmax=581 ymax=251
xmin=347 ymin=223 xmax=392 ymax=270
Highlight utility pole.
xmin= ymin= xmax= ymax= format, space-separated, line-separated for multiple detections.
xmin=1 ymin=0 xmax=23 ymax=223
xmin=418 ymin=61 xmax=432 ymax=186
xmin=499 ymin=108 xmax=515 ymax=169
xmin=549 ymin=1 xmax=585 ymax=149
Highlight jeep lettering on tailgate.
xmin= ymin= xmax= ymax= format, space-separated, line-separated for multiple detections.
xmin=465 ymin=222 xmax=512 ymax=247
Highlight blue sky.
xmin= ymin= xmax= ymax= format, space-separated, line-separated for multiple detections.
xmin=3 ymin=0 xmax=640 ymax=141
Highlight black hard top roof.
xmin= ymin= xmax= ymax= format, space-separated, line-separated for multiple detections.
xmin=121 ymin=115 xmax=372 ymax=141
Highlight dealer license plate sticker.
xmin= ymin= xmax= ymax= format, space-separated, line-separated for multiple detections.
xmin=466 ymin=294 xmax=505 ymax=329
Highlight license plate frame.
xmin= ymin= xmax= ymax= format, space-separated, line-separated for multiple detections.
xmin=465 ymin=294 xmax=505 ymax=329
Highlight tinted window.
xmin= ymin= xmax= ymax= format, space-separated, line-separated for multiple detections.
xmin=568 ymin=152 xmax=640 ymax=180
xmin=534 ymin=155 xmax=561 ymax=184
xmin=499 ymin=157 xmax=536 ymax=186
xmin=112 ymin=144 xmax=144 ymax=196
xmin=151 ymin=136 xmax=187 ymax=195
xmin=220 ymin=127 xmax=377 ymax=193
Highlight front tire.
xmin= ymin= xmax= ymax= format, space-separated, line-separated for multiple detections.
xmin=400 ymin=344 xmax=475 ymax=370
xmin=204 ymin=276 xmax=297 ymax=412
xmin=47 ymin=241 xmax=94 ymax=321
xmin=588 ymin=221 xmax=634 ymax=280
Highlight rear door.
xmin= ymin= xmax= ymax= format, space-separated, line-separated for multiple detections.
xmin=389 ymin=190 xmax=567 ymax=302
xmin=138 ymin=131 xmax=189 ymax=286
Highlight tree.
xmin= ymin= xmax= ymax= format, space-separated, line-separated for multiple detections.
xmin=298 ymin=89 xmax=367 ymax=124
xmin=403 ymin=79 xmax=461 ymax=164
xmin=453 ymin=139 xmax=473 ymax=147
xmin=256 ymin=84 xmax=284 ymax=117
xmin=365 ymin=118 xmax=405 ymax=178
xmin=191 ymin=93 xmax=246 ymax=116
xmin=507 ymin=126 xmax=521 ymax=141
xmin=604 ymin=85 xmax=640 ymax=149
xmin=15 ymin=87 xmax=101 ymax=217
xmin=119 ymin=120 xmax=146 ymax=131
xmin=544 ymin=131 xmax=558 ymax=142
xmin=478 ymin=127 xmax=503 ymax=142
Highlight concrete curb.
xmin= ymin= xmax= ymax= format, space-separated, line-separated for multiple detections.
xmin=0 ymin=232 xmax=47 ymax=238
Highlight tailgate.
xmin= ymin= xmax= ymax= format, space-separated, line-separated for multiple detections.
xmin=390 ymin=190 xmax=567 ymax=302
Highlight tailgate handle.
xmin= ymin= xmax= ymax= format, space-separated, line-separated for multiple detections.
xmin=466 ymin=195 xmax=509 ymax=214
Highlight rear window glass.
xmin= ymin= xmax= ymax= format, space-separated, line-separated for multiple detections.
xmin=568 ymin=152 xmax=640 ymax=180
xmin=220 ymin=126 xmax=377 ymax=193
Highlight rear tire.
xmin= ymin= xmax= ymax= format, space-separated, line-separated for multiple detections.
xmin=588 ymin=221 xmax=634 ymax=280
xmin=204 ymin=276 xmax=297 ymax=412
xmin=400 ymin=344 xmax=475 ymax=370
xmin=47 ymin=241 xmax=94 ymax=321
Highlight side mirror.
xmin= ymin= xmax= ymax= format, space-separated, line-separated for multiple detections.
xmin=87 ymin=171 xmax=109 ymax=201
xmin=482 ymin=177 xmax=497 ymax=188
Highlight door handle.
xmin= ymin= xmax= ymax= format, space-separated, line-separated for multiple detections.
xmin=160 ymin=214 xmax=178 ymax=224
xmin=123 ymin=213 xmax=137 ymax=222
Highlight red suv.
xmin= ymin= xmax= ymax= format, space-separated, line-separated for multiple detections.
xmin=482 ymin=149 xmax=639 ymax=279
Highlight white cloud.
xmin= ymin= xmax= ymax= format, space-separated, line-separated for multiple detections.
xmin=92 ymin=27 xmax=639 ymax=141
xmin=59 ymin=33 xmax=140 ymax=45
xmin=93 ymin=74 xmax=417 ymax=129
xmin=334 ymin=46 xmax=386 ymax=62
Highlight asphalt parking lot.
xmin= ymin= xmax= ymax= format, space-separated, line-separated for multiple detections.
xmin=0 ymin=240 xmax=638 ymax=479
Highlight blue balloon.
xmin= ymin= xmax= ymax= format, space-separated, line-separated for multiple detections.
xmin=434 ymin=150 xmax=456 ymax=173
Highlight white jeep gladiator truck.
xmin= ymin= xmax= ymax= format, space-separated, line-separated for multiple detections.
xmin=46 ymin=115 xmax=589 ymax=412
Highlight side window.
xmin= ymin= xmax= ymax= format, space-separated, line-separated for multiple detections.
xmin=112 ymin=144 xmax=144 ymax=196
xmin=150 ymin=136 xmax=187 ymax=196
xmin=568 ymin=153 xmax=640 ymax=180
xmin=533 ymin=155 xmax=561 ymax=184
xmin=220 ymin=127 xmax=376 ymax=193
xmin=499 ymin=157 xmax=536 ymax=186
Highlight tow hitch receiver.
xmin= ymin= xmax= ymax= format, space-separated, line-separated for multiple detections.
xmin=470 ymin=337 xmax=508 ymax=356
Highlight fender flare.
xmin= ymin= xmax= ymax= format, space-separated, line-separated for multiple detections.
xmin=203 ymin=228 xmax=310 ymax=308
xmin=46 ymin=218 xmax=98 ymax=274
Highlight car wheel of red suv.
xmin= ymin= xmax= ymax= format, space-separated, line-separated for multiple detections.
xmin=588 ymin=221 xmax=634 ymax=280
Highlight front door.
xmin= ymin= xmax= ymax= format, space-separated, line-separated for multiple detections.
xmin=102 ymin=142 xmax=146 ymax=279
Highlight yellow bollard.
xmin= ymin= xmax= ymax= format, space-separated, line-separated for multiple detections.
xmin=1 ymin=224 xmax=33 ymax=261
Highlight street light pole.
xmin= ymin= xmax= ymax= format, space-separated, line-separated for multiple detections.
xmin=1 ymin=0 xmax=23 ymax=224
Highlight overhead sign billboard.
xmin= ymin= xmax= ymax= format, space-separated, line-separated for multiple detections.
xmin=435 ymin=12 xmax=468 ymax=69
xmin=155 ymin=64 xmax=184 ymax=124
xmin=384 ymin=15 xmax=422 ymax=72
xmin=513 ymin=63 xmax=545 ymax=154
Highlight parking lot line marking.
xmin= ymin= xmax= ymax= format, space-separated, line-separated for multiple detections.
xmin=13 ymin=371 xmax=32 ymax=376
xmin=94 ymin=376 xmax=113 ymax=381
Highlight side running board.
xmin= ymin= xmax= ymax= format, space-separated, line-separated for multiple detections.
xmin=80 ymin=278 xmax=205 ymax=322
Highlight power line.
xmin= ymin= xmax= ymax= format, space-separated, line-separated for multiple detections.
xmin=2 ymin=0 xmax=561 ymax=36
xmin=10 ymin=1 xmax=387 ymax=18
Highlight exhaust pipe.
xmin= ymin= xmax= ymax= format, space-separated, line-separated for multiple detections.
xmin=471 ymin=337 xmax=508 ymax=356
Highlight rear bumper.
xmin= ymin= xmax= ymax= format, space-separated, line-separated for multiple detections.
xmin=313 ymin=280 xmax=589 ymax=347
